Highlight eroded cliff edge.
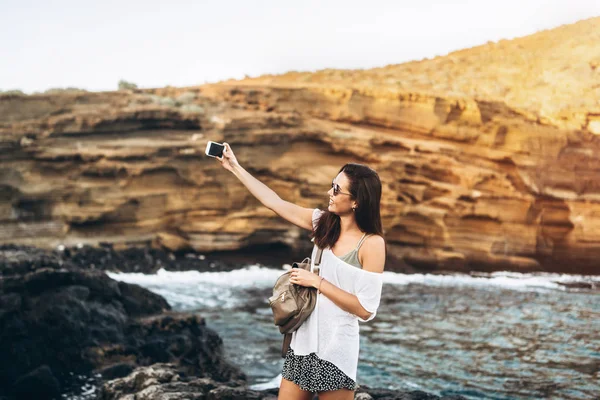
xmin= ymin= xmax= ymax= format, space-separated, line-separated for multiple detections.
xmin=2 ymin=18 xmax=600 ymax=274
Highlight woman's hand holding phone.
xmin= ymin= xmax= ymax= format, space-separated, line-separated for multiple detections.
xmin=216 ymin=142 xmax=239 ymax=172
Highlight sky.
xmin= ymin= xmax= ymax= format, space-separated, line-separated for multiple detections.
xmin=1 ymin=0 xmax=599 ymax=93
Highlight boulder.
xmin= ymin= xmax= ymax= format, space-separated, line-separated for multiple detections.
xmin=0 ymin=246 xmax=242 ymax=400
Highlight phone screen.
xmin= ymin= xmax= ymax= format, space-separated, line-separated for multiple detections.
xmin=206 ymin=142 xmax=224 ymax=157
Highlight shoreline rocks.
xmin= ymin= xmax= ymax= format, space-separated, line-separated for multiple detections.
xmin=0 ymin=242 xmax=301 ymax=275
xmin=0 ymin=245 xmax=243 ymax=400
xmin=0 ymin=243 xmax=473 ymax=400
xmin=99 ymin=363 xmax=468 ymax=400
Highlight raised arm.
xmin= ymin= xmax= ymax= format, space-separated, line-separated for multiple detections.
xmin=216 ymin=142 xmax=314 ymax=231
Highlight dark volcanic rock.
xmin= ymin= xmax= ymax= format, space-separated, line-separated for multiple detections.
xmin=99 ymin=363 xmax=250 ymax=400
xmin=0 ymin=242 xmax=290 ymax=275
xmin=100 ymin=364 xmax=468 ymax=400
xmin=97 ymin=363 xmax=135 ymax=380
xmin=0 ymin=244 xmax=468 ymax=400
xmin=0 ymin=245 xmax=65 ymax=276
xmin=119 ymin=312 xmax=244 ymax=382
xmin=60 ymin=242 xmax=257 ymax=273
xmin=12 ymin=365 xmax=61 ymax=400
xmin=0 ymin=245 xmax=243 ymax=400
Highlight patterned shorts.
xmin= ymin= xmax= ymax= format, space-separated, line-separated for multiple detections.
xmin=281 ymin=348 xmax=357 ymax=392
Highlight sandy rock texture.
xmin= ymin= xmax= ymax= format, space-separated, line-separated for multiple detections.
xmin=99 ymin=363 xmax=467 ymax=400
xmin=1 ymin=18 xmax=600 ymax=274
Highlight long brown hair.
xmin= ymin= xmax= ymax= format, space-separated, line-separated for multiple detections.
xmin=312 ymin=163 xmax=383 ymax=249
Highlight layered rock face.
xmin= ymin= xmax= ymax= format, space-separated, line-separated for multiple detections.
xmin=2 ymin=18 xmax=600 ymax=274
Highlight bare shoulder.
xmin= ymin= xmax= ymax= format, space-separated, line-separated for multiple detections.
xmin=365 ymin=234 xmax=385 ymax=247
xmin=360 ymin=234 xmax=386 ymax=273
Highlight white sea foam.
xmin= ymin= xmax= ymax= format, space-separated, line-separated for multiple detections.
xmin=106 ymin=266 xmax=599 ymax=311
xmin=107 ymin=265 xmax=286 ymax=310
xmin=106 ymin=264 xmax=282 ymax=287
xmin=249 ymin=374 xmax=282 ymax=390
xmin=108 ymin=266 xmax=599 ymax=292
xmin=403 ymin=380 xmax=424 ymax=390
xmin=380 ymin=270 xmax=599 ymax=291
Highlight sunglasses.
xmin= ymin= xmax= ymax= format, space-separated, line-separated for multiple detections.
xmin=331 ymin=180 xmax=352 ymax=196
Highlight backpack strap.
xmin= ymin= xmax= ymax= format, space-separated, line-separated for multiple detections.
xmin=311 ymin=247 xmax=324 ymax=272
xmin=281 ymin=333 xmax=293 ymax=358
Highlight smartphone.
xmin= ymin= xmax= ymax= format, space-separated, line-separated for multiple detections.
xmin=205 ymin=141 xmax=225 ymax=158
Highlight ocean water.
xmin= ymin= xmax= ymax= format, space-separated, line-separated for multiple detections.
xmin=107 ymin=267 xmax=600 ymax=400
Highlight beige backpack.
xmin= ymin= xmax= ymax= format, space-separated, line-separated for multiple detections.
xmin=269 ymin=247 xmax=323 ymax=357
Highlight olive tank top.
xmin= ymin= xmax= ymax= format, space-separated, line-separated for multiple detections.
xmin=334 ymin=232 xmax=371 ymax=269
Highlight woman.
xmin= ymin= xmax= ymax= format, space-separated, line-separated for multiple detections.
xmin=216 ymin=143 xmax=385 ymax=400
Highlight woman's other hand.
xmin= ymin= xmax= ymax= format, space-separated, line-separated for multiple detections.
xmin=289 ymin=268 xmax=321 ymax=289
xmin=216 ymin=142 xmax=239 ymax=172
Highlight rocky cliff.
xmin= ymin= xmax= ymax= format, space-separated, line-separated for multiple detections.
xmin=0 ymin=244 xmax=244 ymax=399
xmin=1 ymin=18 xmax=600 ymax=274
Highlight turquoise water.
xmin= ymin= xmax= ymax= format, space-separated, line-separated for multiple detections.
xmin=109 ymin=267 xmax=600 ymax=399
